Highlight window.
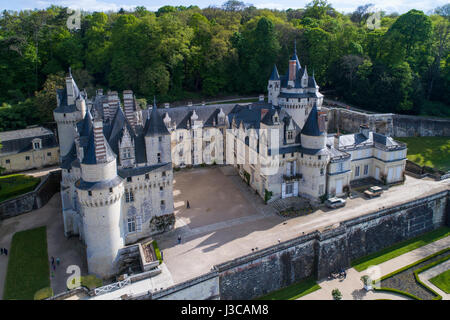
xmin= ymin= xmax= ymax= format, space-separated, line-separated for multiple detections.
xmin=160 ymin=200 xmax=165 ymax=209
xmin=5 ymin=159 xmax=10 ymax=164
xmin=320 ymin=168 xmax=324 ymax=176
xmin=318 ymin=155 xmax=321 ymax=160
xmin=159 ymin=136 xmax=162 ymax=142
xmin=125 ymin=190 xmax=134 ymax=203
xmin=301 ymin=153 xmax=304 ymax=158
xmin=286 ymin=183 xmax=293 ymax=195
xmin=162 ymin=171 xmax=166 ymax=177
xmin=25 ymin=156 xmax=30 ymax=160
xmin=145 ymin=174 xmax=149 ymax=180
xmin=157 ymin=153 xmax=161 ymax=163
xmin=355 ymin=166 xmax=360 ymax=177
xmin=47 ymin=152 xmax=51 ymax=156
xmin=109 ymin=187 xmax=113 ymax=193
xmin=364 ymin=164 xmax=369 ymax=175
xmin=127 ymin=217 xmax=136 ymax=233
xmin=160 ymin=186 xmax=163 ymax=191
xmin=287 ymin=131 xmax=293 ymax=140
xmin=338 ymin=162 xmax=344 ymax=172
xmin=88 ymin=191 xmax=92 ymax=196
xmin=127 ymin=177 xmax=132 ymax=182
xmin=33 ymin=142 xmax=41 ymax=150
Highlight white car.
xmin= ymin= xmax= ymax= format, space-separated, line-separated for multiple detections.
xmin=325 ymin=197 xmax=346 ymax=209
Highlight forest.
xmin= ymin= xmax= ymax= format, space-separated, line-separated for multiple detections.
xmin=0 ymin=0 xmax=449 ymax=131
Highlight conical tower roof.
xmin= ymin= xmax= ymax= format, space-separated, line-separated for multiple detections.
xmin=269 ymin=64 xmax=280 ymax=81
xmin=144 ymin=98 xmax=170 ymax=136
xmin=301 ymin=103 xmax=323 ymax=136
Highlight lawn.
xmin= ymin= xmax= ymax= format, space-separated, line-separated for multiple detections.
xmin=352 ymin=226 xmax=450 ymax=272
xmin=395 ymin=136 xmax=450 ymax=172
xmin=429 ymin=269 xmax=450 ymax=294
xmin=256 ymin=277 xmax=321 ymax=300
xmin=0 ymin=174 xmax=41 ymax=202
xmin=3 ymin=226 xmax=50 ymax=300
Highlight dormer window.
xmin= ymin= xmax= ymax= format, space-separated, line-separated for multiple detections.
xmin=287 ymin=131 xmax=293 ymax=140
xmin=32 ymin=138 xmax=42 ymax=150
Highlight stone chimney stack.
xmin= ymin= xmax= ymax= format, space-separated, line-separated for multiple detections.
xmin=107 ymin=91 xmax=119 ymax=121
xmin=123 ymin=90 xmax=136 ymax=128
xmin=93 ymin=119 xmax=107 ymax=163
xmin=289 ymin=59 xmax=296 ymax=81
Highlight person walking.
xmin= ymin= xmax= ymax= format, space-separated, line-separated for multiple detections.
xmin=178 ymin=235 xmax=181 ymax=244
xmin=56 ymin=257 xmax=60 ymax=266
xmin=186 ymin=200 xmax=190 ymax=209
xmin=51 ymin=256 xmax=55 ymax=265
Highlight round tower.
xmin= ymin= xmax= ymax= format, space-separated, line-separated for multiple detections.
xmin=76 ymin=119 xmax=124 ymax=279
xmin=268 ymin=64 xmax=280 ymax=106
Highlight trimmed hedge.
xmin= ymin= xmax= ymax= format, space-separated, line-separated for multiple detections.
xmin=152 ymin=240 xmax=162 ymax=264
xmin=373 ymin=248 xmax=450 ymax=300
xmin=373 ymin=287 xmax=419 ymax=300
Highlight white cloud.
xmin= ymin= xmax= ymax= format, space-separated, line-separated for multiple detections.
xmin=35 ymin=0 xmax=155 ymax=12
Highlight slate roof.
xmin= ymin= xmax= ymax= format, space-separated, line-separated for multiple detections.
xmin=118 ymin=163 xmax=171 ymax=179
xmin=144 ymin=104 xmax=170 ymax=136
xmin=301 ymin=104 xmax=324 ymax=137
xmin=335 ymin=132 xmax=405 ymax=150
xmin=269 ymin=65 xmax=280 ymax=81
xmin=54 ymin=89 xmax=77 ymax=114
xmin=0 ymin=127 xmax=58 ymax=156
xmin=81 ymin=129 xmax=116 ymax=165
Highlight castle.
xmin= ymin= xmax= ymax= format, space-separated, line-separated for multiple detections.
xmin=54 ymin=44 xmax=407 ymax=279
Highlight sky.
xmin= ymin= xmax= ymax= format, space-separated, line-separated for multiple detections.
xmin=1 ymin=0 xmax=447 ymax=14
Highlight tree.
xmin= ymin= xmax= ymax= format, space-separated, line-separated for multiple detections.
xmin=350 ymin=3 xmax=374 ymax=25
xmin=34 ymin=72 xmax=65 ymax=123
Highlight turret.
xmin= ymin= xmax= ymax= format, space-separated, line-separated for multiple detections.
xmin=268 ymin=64 xmax=280 ymax=106
xmin=76 ymin=119 xmax=124 ymax=278
xmin=301 ymin=103 xmax=326 ymax=150
xmin=53 ymin=69 xmax=85 ymax=158
xmin=144 ymin=99 xmax=171 ymax=166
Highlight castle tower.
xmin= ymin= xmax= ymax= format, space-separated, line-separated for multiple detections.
xmin=53 ymin=69 xmax=85 ymax=158
xmin=268 ymin=65 xmax=280 ymax=106
xmin=298 ymin=103 xmax=329 ymax=200
xmin=76 ymin=119 xmax=124 ymax=279
xmin=144 ymin=100 xmax=171 ymax=166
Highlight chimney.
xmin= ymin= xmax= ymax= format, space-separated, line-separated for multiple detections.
xmin=188 ymin=101 xmax=193 ymax=107
xmin=164 ymin=103 xmax=170 ymax=109
xmin=334 ymin=133 xmax=340 ymax=149
xmin=289 ymin=60 xmax=296 ymax=81
xmin=93 ymin=119 xmax=107 ymax=163
xmin=123 ymin=90 xmax=136 ymax=128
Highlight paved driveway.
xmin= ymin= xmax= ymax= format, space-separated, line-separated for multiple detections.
xmin=0 ymin=193 xmax=87 ymax=299
xmin=157 ymin=170 xmax=449 ymax=284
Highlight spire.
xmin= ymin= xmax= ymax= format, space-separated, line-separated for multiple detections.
xmin=294 ymin=39 xmax=297 ymax=55
xmin=144 ymin=96 xmax=170 ymax=136
xmin=301 ymin=103 xmax=323 ymax=136
xmin=269 ymin=64 xmax=280 ymax=81
xmin=68 ymin=67 xmax=72 ymax=78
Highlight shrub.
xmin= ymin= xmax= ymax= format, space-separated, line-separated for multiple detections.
xmin=332 ymin=288 xmax=342 ymax=300
xmin=34 ymin=287 xmax=54 ymax=300
xmin=152 ymin=240 xmax=163 ymax=264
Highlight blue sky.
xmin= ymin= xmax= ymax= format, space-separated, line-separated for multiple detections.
xmin=2 ymin=0 xmax=447 ymax=14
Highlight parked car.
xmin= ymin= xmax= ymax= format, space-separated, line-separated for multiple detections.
xmin=364 ymin=186 xmax=383 ymax=198
xmin=325 ymin=197 xmax=346 ymax=209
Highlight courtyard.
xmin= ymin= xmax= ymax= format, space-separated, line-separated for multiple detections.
xmin=156 ymin=166 xmax=449 ymax=284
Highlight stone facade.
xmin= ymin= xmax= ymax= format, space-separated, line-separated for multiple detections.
xmin=54 ymin=73 xmax=175 ymax=279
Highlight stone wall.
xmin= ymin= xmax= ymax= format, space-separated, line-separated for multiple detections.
xmin=323 ymin=105 xmax=450 ymax=137
xmin=133 ymin=271 xmax=220 ymax=300
xmin=130 ymin=189 xmax=448 ymax=300
xmin=216 ymin=189 xmax=448 ymax=299
xmin=0 ymin=170 xmax=61 ymax=220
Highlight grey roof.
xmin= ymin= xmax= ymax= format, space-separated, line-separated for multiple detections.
xmin=76 ymin=175 xmax=123 ymax=191
xmin=118 ymin=163 xmax=171 ymax=178
xmin=301 ymin=104 xmax=324 ymax=137
xmin=81 ymin=129 xmax=116 ymax=165
xmin=0 ymin=127 xmax=58 ymax=156
xmin=278 ymin=91 xmax=322 ymax=99
xmin=269 ymin=65 xmax=280 ymax=81
xmin=54 ymin=89 xmax=77 ymax=114
xmin=336 ymin=132 xmax=405 ymax=150
xmin=144 ymin=104 xmax=170 ymax=136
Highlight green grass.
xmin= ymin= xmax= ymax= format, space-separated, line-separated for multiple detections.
xmin=152 ymin=240 xmax=162 ymax=264
xmin=352 ymin=226 xmax=450 ymax=272
xmin=396 ymin=136 xmax=450 ymax=172
xmin=67 ymin=275 xmax=103 ymax=290
xmin=0 ymin=174 xmax=41 ymax=202
xmin=256 ymin=277 xmax=321 ymax=300
xmin=429 ymin=269 xmax=450 ymax=294
xmin=3 ymin=226 xmax=50 ymax=300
